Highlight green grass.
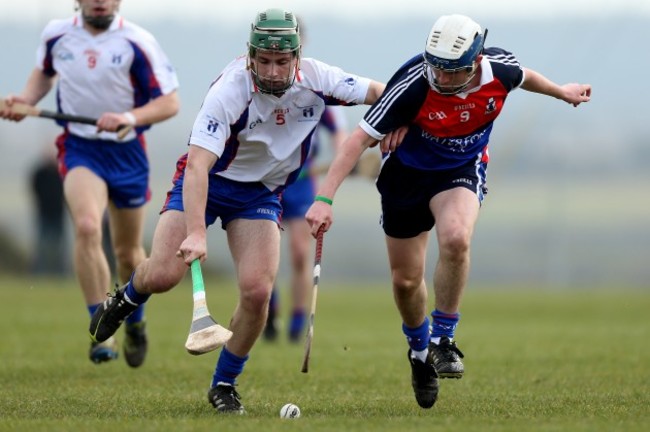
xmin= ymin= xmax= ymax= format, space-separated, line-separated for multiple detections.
xmin=0 ymin=276 xmax=648 ymax=431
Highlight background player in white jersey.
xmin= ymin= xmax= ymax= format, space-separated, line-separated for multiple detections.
xmin=262 ymin=18 xmax=350 ymax=343
xmin=88 ymin=8 xmax=384 ymax=414
xmin=306 ymin=14 xmax=591 ymax=409
xmin=264 ymin=105 xmax=349 ymax=342
xmin=0 ymin=0 xmax=179 ymax=367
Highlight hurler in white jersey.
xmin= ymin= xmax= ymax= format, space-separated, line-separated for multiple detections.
xmin=188 ymin=55 xmax=365 ymax=191
xmin=1 ymin=0 xmax=179 ymax=369
xmin=35 ymin=10 xmax=179 ymax=141
xmin=89 ymin=8 xmax=385 ymax=414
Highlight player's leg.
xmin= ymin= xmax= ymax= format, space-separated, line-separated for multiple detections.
xmin=89 ymin=210 xmax=189 ymax=343
xmin=208 ymin=218 xmax=280 ymax=414
xmin=386 ymin=233 xmax=429 ymax=327
xmin=386 ymin=232 xmax=439 ymax=408
xmin=286 ymin=217 xmax=312 ymax=342
xmin=428 ymin=187 xmax=480 ymax=378
xmin=106 ymin=203 xmax=148 ymax=367
xmin=106 ymin=203 xmax=146 ymax=288
xmin=228 ymin=217 xmax=280 ymax=354
xmin=377 ymin=156 xmax=439 ymax=408
xmin=63 ymin=166 xmax=116 ymax=363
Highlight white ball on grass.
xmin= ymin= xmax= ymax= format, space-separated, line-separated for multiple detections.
xmin=279 ymin=403 xmax=301 ymax=419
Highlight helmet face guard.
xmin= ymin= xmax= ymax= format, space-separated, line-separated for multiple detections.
xmin=248 ymin=48 xmax=300 ymax=96
xmin=248 ymin=9 xmax=301 ymax=95
xmin=423 ymin=15 xmax=487 ymax=95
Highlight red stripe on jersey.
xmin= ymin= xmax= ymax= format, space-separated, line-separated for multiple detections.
xmin=295 ymin=65 xmax=302 ymax=82
xmin=55 ymin=132 xmax=69 ymax=178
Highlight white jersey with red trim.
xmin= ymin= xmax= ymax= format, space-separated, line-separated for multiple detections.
xmin=189 ymin=56 xmax=370 ymax=191
xmin=36 ymin=13 xmax=179 ymax=140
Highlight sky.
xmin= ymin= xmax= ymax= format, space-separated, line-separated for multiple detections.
xmin=0 ymin=0 xmax=648 ymax=25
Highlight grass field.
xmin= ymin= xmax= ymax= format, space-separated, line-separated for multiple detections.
xmin=0 ymin=276 xmax=648 ymax=432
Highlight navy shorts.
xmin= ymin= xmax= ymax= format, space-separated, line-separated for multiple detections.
xmin=376 ymin=155 xmax=488 ymax=239
xmin=56 ymin=132 xmax=150 ymax=208
xmin=280 ymin=174 xmax=315 ymax=220
xmin=162 ymin=155 xmax=282 ymax=230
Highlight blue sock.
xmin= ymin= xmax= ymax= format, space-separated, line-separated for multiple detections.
xmin=126 ymin=304 xmax=145 ymax=325
xmin=124 ymin=273 xmax=150 ymax=305
xmin=212 ymin=347 xmax=249 ymax=387
xmin=402 ymin=317 xmax=431 ymax=352
xmin=269 ymin=288 xmax=278 ymax=313
xmin=289 ymin=309 xmax=305 ymax=336
xmin=124 ymin=273 xmax=150 ymax=325
xmin=88 ymin=303 xmax=100 ymax=319
xmin=431 ymin=309 xmax=460 ymax=340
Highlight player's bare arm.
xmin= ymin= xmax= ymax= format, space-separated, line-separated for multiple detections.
xmin=521 ymin=68 xmax=591 ymax=107
xmin=177 ymin=144 xmax=217 ymax=265
xmin=365 ymin=81 xmax=386 ymax=105
xmin=1 ymin=68 xmax=55 ymax=121
xmin=306 ymin=126 xmax=376 ymax=235
xmin=97 ymin=90 xmax=180 ymax=133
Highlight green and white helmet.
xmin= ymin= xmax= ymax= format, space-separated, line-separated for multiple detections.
xmin=248 ymin=8 xmax=301 ymax=94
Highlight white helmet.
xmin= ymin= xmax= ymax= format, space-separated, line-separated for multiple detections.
xmin=423 ymin=14 xmax=487 ymax=94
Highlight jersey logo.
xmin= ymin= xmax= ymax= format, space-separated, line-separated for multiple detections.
xmin=249 ymin=118 xmax=262 ymax=130
xmin=428 ymin=111 xmax=447 ymax=121
xmin=207 ymin=119 xmax=219 ymax=134
xmin=303 ymin=107 xmax=314 ymax=118
xmin=485 ymin=97 xmax=497 ymax=114
xmin=57 ymin=50 xmax=74 ymax=61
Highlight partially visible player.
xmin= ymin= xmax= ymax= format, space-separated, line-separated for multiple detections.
xmin=263 ymin=19 xmax=349 ymax=342
xmin=306 ymin=14 xmax=591 ymax=409
xmin=0 ymin=0 xmax=179 ymax=367
xmin=264 ymin=105 xmax=348 ymax=342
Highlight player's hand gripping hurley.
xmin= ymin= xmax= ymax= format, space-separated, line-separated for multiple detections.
xmin=185 ymin=260 xmax=233 ymax=355
xmin=301 ymin=226 xmax=325 ymax=373
xmin=1 ymin=97 xmax=133 ymax=140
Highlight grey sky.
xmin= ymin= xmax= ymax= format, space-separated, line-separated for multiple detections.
xmin=1 ymin=0 xmax=648 ymax=25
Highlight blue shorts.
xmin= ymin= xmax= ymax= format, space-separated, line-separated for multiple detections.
xmin=280 ymin=174 xmax=315 ymax=220
xmin=56 ymin=132 xmax=150 ymax=209
xmin=376 ymin=155 xmax=488 ymax=239
xmin=161 ymin=155 xmax=283 ymax=230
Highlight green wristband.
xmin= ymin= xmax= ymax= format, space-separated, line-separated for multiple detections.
xmin=314 ymin=195 xmax=333 ymax=205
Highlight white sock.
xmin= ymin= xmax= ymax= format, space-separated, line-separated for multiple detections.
xmin=430 ymin=336 xmax=454 ymax=345
xmin=123 ymin=292 xmax=138 ymax=306
xmin=411 ymin=347 xmax=429 ymax=363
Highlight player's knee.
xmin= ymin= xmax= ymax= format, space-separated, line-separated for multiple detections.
xmin=391 ymin=272 xmax=423 ymax=294
xmin=74 ymin=214 xmax=102 ymax=242
xmin=438 ymin=226 xmax=471 ymax=258
xmin=112 ymin=245 xmax=145 ymax=272
xmin=239 ymin=280 xmax=271 ymax=313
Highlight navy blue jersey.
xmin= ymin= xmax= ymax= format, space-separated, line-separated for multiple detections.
xmin=361 ymin=47 xmax=524 ymax=170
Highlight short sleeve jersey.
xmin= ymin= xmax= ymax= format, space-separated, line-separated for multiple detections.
xmin=189 ymin=56 xmax=370 ymax=191
xmin=37 ymin=13 xmax=179 ymax=140
xmin=361 ymin=47 xmax=524 ymax=170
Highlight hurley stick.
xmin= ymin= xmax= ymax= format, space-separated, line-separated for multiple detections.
xmin=185 ymin=260 xmax=233 ymax=355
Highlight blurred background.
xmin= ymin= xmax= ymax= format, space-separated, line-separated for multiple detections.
xmin=0 ymin=0 xmax=648 ymax=288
